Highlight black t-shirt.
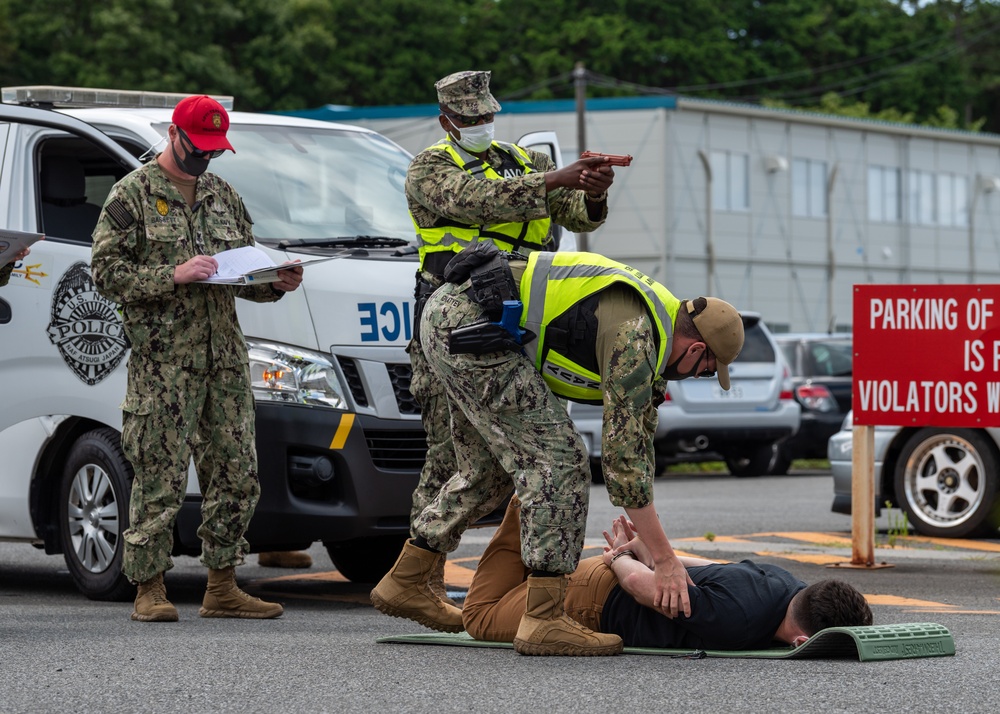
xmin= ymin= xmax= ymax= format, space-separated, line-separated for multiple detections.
xmin=600 ymin=560 xmax=805 ymax=649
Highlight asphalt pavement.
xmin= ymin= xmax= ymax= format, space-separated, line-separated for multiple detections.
xmin=1 ymin=469 xmax=997 ymax=714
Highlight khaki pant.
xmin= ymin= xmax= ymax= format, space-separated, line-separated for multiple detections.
xmin=463 ymin=500 xmax=619 ymax=642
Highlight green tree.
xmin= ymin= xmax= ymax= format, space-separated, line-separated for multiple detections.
xmin=0 ymin=0 xmax=997 ymax=131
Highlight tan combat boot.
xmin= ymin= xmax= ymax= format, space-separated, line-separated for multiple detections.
xmin=370 ymin=539 xmax=464 ymax=632
xmin=199 ymin=566 xmax=284 ymax=619
xmin=131 ymin=573 xmax=179 ymax=622
xmin=258 ymin=551 xmax=313 ymax=568
xmin=513 ymin=575 xmax=623 ymax=656
xmin=427 ymin=554 xmax=460 ymax=608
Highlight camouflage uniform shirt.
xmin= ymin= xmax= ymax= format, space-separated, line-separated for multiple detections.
xmin=0 ymin=262 xmax=12 ymax=287
xmin=406 ymin=139 xmax=608 ymax=239
xmin=91 ymin=160 xmax=280 ymax=364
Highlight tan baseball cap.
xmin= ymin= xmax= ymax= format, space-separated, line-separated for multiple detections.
xmin=435 ymin=70 xmax=502 ymax=116
xmin=687 ymin=297 xmax=744 ymax=390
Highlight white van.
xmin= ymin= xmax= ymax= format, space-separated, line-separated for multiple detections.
xmin=0 ymin=87 xmax=427 ymax=599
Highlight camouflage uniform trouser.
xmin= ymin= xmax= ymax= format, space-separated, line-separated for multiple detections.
xmin=407 ymin=328 xmax=459 ymax=537
xmin=414 ymin=280 xmax=590 ymax=574
xmin=120 ymin=354 xmax=260 ymax=584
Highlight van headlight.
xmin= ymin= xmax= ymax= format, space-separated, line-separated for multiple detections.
xmin=247 ymin=340 xmax=348 ymax=410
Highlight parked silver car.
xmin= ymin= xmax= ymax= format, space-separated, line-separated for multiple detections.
xmin=828 ymin=413 xmax=1000 ymax=537
xmin=654 ymin=312 xmax=801 ymax=477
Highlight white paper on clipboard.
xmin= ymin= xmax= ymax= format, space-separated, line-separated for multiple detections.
xmin=196 ymin=245 xmax=339 ymax=285
xmin=0 ymin=229 xmax=44 ymax=265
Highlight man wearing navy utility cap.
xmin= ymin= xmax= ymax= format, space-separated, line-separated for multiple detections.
xmin=92 ymin=94 xmax=304 ymax=622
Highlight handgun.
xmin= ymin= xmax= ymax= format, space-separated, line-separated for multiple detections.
xmin=581 ymin=151 xmax=633 ymax=166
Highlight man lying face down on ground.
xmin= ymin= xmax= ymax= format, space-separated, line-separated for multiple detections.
xmin=463 ymin=500 xmax=873 ymax=650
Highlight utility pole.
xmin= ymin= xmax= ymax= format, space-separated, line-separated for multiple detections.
xmin=574 ymin=61 xmax=589 ymax=251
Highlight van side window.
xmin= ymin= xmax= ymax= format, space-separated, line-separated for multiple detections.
xmin=36 ymin=139 xmax=137 ymax=244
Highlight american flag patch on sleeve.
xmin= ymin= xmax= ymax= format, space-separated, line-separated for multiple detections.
xmin=106 ymin=199 xmax=135 ymax=230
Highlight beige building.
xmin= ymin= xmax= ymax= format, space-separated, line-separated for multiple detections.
xmin=290 ymin=96 xmax=1000 ymax=333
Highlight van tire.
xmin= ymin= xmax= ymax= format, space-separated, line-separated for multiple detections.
xmin=325 ymin=534 xmax=409 ymax=583
xmin=58 ymin=428 xmax=135 ymax=602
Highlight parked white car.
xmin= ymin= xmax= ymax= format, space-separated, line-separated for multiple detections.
xmin=828 ymin=413 xmax=1000 ymax=537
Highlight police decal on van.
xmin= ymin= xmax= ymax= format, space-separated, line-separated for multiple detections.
xmin=45 ymin=262 xmax=127 ymax=385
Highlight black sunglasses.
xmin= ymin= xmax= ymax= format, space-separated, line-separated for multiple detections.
xmin=695 ymin=347 xmax=716 ymax=378
xmin=178 ymin=128 xmax=226 ymax=159
xmin=442 ymin=111 xmax=494 ymax=126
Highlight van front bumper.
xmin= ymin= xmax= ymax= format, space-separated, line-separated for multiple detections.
xmin=175 ymin=401 xmax=423 ymax=552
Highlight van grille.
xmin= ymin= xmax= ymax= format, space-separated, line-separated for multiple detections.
xmin=337 ymin=357 xmax=368 ymax=407
xmin=365 ymin=430 xmax=427 ymax=470
xmin=387 ymin=363 xmax=420 ymax=415
xmin=336 ymin=357 xmax=420 ymax=415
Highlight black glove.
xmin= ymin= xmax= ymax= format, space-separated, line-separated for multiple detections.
xmin=444 ymin=241 xmax=501 ymax=284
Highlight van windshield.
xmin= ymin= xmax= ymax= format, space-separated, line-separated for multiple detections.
xmin=158 ymin=123 xmax=415 ymax=245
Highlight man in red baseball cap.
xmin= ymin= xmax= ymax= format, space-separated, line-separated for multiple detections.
xmin=91 ymin=93 xmax=304 ymax=623
xmin=165 ymin=94 xmax=235 ymax=179
xmin=172 ymin=95 xmax=235 ymax=153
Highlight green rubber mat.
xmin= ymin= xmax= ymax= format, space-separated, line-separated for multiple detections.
xmin=377 ymin=622 xmax=954 ymax=661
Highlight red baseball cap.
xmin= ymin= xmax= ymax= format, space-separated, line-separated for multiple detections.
xmin=172 ymin=95 xmax=235 ymax=153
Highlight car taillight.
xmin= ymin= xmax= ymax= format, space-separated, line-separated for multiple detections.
xmin=795 ymin=383 xmax=837 ymax=412
xmin=780 ymin=364 xmax=794 ymax=401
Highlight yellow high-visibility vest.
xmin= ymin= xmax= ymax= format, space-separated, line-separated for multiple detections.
xmin=520 ymin=252 xmax=680 ymax=403
xmin=413 ymin=140 xmax=552 ymax=268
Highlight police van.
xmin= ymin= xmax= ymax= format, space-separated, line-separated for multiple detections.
xmin=0 ymin=86 xmax=432 ymax=599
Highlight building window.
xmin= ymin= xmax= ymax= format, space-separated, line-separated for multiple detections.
xmin=907 ymin=170 xmax=935 ymax=225
xmin=792 ymin=158 xmax=827 ymax=218
xmin=868 ymin=165 xmax=901 ymax=223
xmin=710 ymin=150 xmax=749 ymax=211
xmin=936 ymin=173 xmax=968 ymax=228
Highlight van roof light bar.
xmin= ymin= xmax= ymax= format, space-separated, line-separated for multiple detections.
xmin=0 ymin=85 xmax=234 ymax=111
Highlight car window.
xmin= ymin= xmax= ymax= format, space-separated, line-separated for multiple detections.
xmin=778 ymin=342 xmax=797 ymax=371
xmin=808 ymin=340 xmax=852 ymax=376
xmin=734 ymin=323 xmax=775 ymax=363
xmin=37 ymin=137 xmax=139 ymax=244
xmin=154 ymin=122 xmax=414 ymax=242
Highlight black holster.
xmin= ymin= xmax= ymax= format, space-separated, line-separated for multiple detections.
xmin=412 ymin=274 xmax=437 ymax=343
xmin=448 ymin=320 xmax=524 ymax=355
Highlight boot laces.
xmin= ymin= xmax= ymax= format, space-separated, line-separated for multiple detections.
xmin=151 ymin=582 xmax=170 ymax=605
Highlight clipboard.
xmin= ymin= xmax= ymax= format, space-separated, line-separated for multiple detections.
xmin=0 ymin=229 xmax=44 ymax=265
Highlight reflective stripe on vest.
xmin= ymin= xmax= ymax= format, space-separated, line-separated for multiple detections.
xmin=412 ymin=139 xmax=552 ymax=268
xmin=521 ymin=252 xmax=680 ymax=402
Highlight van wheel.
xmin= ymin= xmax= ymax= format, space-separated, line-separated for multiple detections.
xmin=325 ymin=534 xmax=408 ymax=583
xmin=59 ymin=428 xmax=135 ymax=601
xmin=894 ymin=428 xmax=1000 ymax=538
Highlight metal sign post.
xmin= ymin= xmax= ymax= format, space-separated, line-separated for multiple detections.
xmin=828 ymin=422 xmax=892 ymax=570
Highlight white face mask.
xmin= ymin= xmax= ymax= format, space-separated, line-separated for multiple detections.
xmin=448 ymin=117 xmax=495 ymax=153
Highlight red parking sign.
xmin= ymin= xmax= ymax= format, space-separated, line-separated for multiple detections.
xmin=853 ymin=284 xmax=1000 ymax=427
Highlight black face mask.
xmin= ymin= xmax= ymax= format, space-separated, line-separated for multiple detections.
xmin=171 ymin=137 xmax=211 ymax=177
xmin=662 ymin=350 xmax=714 ymax=381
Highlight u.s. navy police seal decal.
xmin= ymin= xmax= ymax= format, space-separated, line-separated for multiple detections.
xmin=46 ymin=262 xmax=127 ymax=385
